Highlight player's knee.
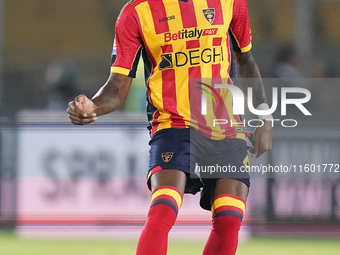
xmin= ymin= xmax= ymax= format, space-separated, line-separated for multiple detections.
xmin=212 ymin=214 xmax=242 ymax=234
xmin=210 ymin=193 xmax=245 ymax=234
xmin=146 ymin=186 xmax=183 ymax=228
xmin=147 ymin=206 xmax=177 ymax=229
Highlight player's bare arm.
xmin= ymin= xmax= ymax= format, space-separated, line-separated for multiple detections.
xmin=67 ymin=73 xmax=132 ymax=125
xmin=235 ymin=51 xmax=273 ymax=158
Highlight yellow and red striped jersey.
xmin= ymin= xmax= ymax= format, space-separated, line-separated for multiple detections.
xmin=111 ymin=0 xmax=252 ymax=140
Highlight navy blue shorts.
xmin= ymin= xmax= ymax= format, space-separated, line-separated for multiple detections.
xmin=148 ymin=128 xmax=250 ymax=210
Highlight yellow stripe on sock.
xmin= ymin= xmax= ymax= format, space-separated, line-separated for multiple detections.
xmin=212 ymin=196 xmax=245 ymax=215
xmin=151 ymin=188 xmax=182 ymax=209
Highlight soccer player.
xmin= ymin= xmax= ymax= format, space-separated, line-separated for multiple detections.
xmin=67 ymin=0 xmax=273 ymax=254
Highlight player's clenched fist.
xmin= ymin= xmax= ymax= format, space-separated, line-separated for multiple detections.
xmin=67 ymin=94 xmax=97 ymax=125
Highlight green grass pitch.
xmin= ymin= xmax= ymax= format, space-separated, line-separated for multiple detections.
xmin=0 ymin=232 xmax=339 ymax=255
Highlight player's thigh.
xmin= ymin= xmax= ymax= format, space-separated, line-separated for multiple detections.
xmin=213 ymin=178 xmax=249 ymax=202
xmin=150 ymin=169 xmax=186 ymax=195
xmin=201 ymin=138 xmax=250 ymax=205
xmin=148 ymin=128 xmax=190 ymax=195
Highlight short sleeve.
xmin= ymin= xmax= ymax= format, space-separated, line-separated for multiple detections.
xmin=111 ymin=5 xmax=142 ymax=78
xmin=229 ymin=0 xmax=252 ymax=53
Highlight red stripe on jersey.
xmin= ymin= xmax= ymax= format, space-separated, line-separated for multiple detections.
xmin=186 ymin=40 xmax=200 ymax=50
xmin=178 ymin=0 xmax=197 ymax=29
xmin=170 ymin=118 xmax=186 ymax=128
xmin=207 ymin=0 xmax=224 ymax=25
xmin=162 ymin=69 xmax=177 ymax=115
xmin=226 ymin=33 xmax=231 ymax=74
xmin=211 ymin=63 xmax=221 ymax=78
xmin=211 ymin=64 xmax=236 ymax=139
xmin=233 ymin=114 xmax=243 ymax=127
xmin=136 ymin=9 xmax=158 ymax=127
xmin=151 ymin=110 xmax=161 ymax=136
xmin=133 ymin=9 xmax=157 ymax=75
xmin=161 ymin=69 xmax=185 ymax=128
xmin=189 ymin=66 xmax=212 ymax=138
xmin=161 ymin=44 xmax=174 ymax=53
xmin=212 ymin=37 xmax=222 ymax=46
xmin=149 ymin=0 xmax=170 ymax=34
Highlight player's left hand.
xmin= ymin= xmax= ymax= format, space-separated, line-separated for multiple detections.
xmin=246 ymin=120 xmax=273 ymax=158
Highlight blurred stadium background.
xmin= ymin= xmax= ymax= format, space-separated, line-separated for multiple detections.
xmin=0 ymin=0 xmax=340 ymax=254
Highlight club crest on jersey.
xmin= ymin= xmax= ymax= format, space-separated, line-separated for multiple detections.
xmin=162 ymin=152 xmax=173 ymax=162
xmin=203 ymin=8 xmax=215 ymax=24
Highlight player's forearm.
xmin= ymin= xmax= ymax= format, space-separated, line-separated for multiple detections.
xmin=91 ymin=73 xmax=132 ymax=116
xmin=235 ymin=52 xmax=267 ymax=108
xmin=91 ymin=85 xmax=123 ymax=116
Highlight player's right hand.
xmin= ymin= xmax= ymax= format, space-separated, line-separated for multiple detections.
xmin=67 ymin=94 xmax=97 ymax=125
xmin=246 ymin=120 xmax=273 ymax=158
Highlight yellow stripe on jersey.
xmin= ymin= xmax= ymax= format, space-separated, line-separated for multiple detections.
xmin=229 ymin=28 xmax=252 ymax=54
xmin=200 ymin=79 xmax=220 ymax=139
xmin=194 ymin=1 xmax=212 ymax=79
xmin=175 ymin=74 xmax=190 ymax=126
xmin=111 ymin=66 xmax=130 ymax=75
xmin=135 ymin=1 xmax=170 ymax=131
xmin=209 ymin=78 xmax=229 ymax=140
xmin=212 ymin=196 xmax=246 ymax=215
xmin=163 ymin=1 xmax=190 ymax=127
xmin=240 ymin=43 xmax=252 ymax=53
xmin=164 ymin=0 xmax=183 ymax=33
xmin=157 ymin=115 xmax=173 ymax=131
xmin=151 ymin=188 xmax=183 ymax=209
xmin=220 ymin=87 xmax=246 ymax=140
xmin=166 ymin=0 xmax=190 ymax=127
xmin=192 ymin=0 xmax=209 ymax=29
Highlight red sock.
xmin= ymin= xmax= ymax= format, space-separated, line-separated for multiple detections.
xmin=202 ymin=194 xmax=246 ymax=255
xmin=136 ymin=186 xmax=182 ymax=255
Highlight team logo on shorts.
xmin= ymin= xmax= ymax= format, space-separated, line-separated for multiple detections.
xmin=162 ymin=152 xmax=174 ymax=162
xmin=203 ymin=8 xmax=215 ymax=24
